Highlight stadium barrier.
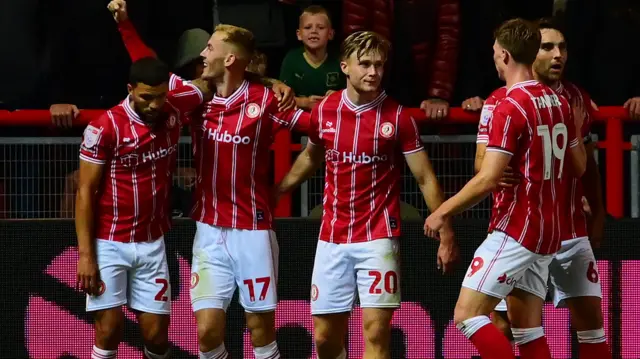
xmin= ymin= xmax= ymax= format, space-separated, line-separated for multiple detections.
xmin=0 ymin=107 xmax=634 ymax=218
xmin=2 ymin=219 xmax=639 ymax=358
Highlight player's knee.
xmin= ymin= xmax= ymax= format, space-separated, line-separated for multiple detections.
xmin=492 ymin=312 xmax=514 ymax=341
xmin=245 ymin=311 xmax=276 ymax=347
xmin=362 ymin=317 xmax=391 ymax=347
xmin=94 ymin=309 xmax=124 ymax=348
xmin=140 ymin=317 xmax=169 ymax=348
xmin=453 ymin=302 xmax=474 ymax=326
xmin=197 ymin=315 xmax=225 ymax=349
xmin=567 ymin=297 xmax=604 ymax=331
xmin=313 ymin=323 xmax=340 ymax=355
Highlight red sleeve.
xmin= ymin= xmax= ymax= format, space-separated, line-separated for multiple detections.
xmin=307 ymin=104 xmax=321 ymax=146
xmin=79 ymin=113 xmax=115 ymax=165
xmin=167 ymin=83 xmax=204 ymax=114
xmin=476 ymin=102 xmax=497 ymax=144
xmin=117 ymin=19 xmax=156 ymax=62
xmin=486 ymin=100 xmax=526 ymax=156
xmin=268 ymin=97 xmax=307 ymax=132
xmin=398 ymin=108 xmax=424 ymax=154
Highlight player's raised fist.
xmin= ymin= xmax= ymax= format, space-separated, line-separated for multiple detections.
xmin=107 ymin=0 xmax=128 ymax=23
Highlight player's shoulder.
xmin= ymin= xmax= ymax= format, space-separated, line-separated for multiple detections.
xmin=245 ymin=81 xmax=274 ymax=109
xmin=319 ymin=89 xmax=344 ymax=110
xmin=487 ymin=86 xmax=508 ymax=104
xmin=560 ymin=80 xmax=591 ymax=102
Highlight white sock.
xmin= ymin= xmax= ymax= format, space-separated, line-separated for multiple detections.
xmin=144 ymin=347 xmax=170 ymax=359
xmin=335 ymin=348 xmax=347 ymax=359
xmin=254 ymin=340 xmax=280 ymax=359
xmin=91 ymin=345 xmax=117 ymax=359
xmin=199 ymin=343 xmax=229 ymax=359
xmin=577 ymin=328 xmax=607 ymax=344
xmin=456 ymin=315 xmax=492 ymax=339
xmin=511 ymin=327 xmax=545 ymax=346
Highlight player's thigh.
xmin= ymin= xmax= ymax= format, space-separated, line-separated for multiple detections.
xmin=94 ymin=307 xmax=125 ymax=348
xmin=361 ymin=307 xmax=395 ymax=341
xmin=506 ymin=287 xmax=545 ymax=328
xmin=549 ymin=237 xmax=602 ymax=308
xmin=461 ymin=231 xmax=543 ymax=300
xmin=354 ymin=238 xmax=401 ymax=310
xmin=128 ymin=238 xmax=171 ymax=315
xmin=190 ymin=223 xmax=237 ymax=312
xmin=313 ymin=312 xmax=350 ymax=344
xmin=86 ymin=239 xmax=131 ymax=313
xmin=228 ymin=229 xmax=279 ymax=313
xmin=564 ymin=296 xmax=604 ymax=331
xmin=311 ymin=240 xmax=357 ymax=315
xmin=245 ymin=310 xmax=276 ymax=347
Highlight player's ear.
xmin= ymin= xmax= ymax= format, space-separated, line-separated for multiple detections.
xmin=224 ymin=53 xmax=235 ymax=67
xmin=340 ymin=60 xmax=349 ymax=77
xmin=127 ymin=83 xmax=134 ymax=96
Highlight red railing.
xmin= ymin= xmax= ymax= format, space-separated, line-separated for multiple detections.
xmin=0 ymin=107 xmax=631 ymax=218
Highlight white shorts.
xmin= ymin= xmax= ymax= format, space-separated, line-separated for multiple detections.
xmin=86 ymin=238 xmax=171 ymax=315
xmin=494 ymin=237 xmax=602 ymax=311
xmin=310 ymin=238 xmax=401 ymax=315
xmin=190 ymin=222 xmax=279 ymax=313
xmin=462 ymin=231 xmax=552 ymax=302
xmin=548 ymin=237 xmax=602 ymax=307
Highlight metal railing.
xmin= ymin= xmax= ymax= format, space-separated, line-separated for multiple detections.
xmin=0 ymin=107 xmax=634 ymax=219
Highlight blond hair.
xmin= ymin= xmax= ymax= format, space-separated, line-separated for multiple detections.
xmin=214 ymin=24 xmax=256 ymax=61
xmin=341 ymin=31 xmax=391 ymax=61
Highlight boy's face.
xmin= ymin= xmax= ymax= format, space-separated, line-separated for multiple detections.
xmin=297 ymin=12 xmax=334 ymax=50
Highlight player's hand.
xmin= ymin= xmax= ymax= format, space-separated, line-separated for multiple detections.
xmin=624 ymin=97 xmax=640 ymax=120
xmin=50 ymin=104 xmax=79 ymax=128
xmin=498 ymin=166 xmax=519 ymax=188
xmin=437 ymin=227 xmax=459 ymax=274
xmin=424 ymin=212 xmax=444 ymax=239
xmin=272 ymin=82 xmax=296 ymax=112
xmin=420 ymin=98 xmax=449 ymax=121
xmin=461 ymin=96 xmax=485 ymax=112
xmin=571 ymin=97 xmax=587 ymax=131
xmin=77 ymin=254 xmax=101 ymax=296
xmin=107 ymin=0 xmax=129 ymax=23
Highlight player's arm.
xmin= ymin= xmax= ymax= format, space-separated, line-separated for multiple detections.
xmin=76 ymin=118 xmax=113 ymax=295
xmin=75 ymin=160 xmax=103 ymax=270
xmin=276 ymin=105 xmax=324 ymax=196
xmin=108 ymin=0 xmax=157 ymax=61
xmin=276 ymin=141 xmax=324 ymax=197
xmin=244 ymin=72 xmax=296 ymax=112
xmin=474 ymin=143 xmax=486 ymax=174
xmin=568 ymin=98 xmax=588 ymax=177
xmin=582 ymin=141 xmax=605 ymax=243
xmin=434 ymin=151 xmax=511 ymax=220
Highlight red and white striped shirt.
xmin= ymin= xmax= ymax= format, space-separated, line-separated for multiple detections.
xmin=486 ymin=80 xmax=579 ymax=255
xmin=308 ymin=90 xmax=424 ymax=244
xmin=555 ymin=81 xmax=595 ymax=240
xmin=476 ymin=87 xmax=507 ymax=144
xmin=79 ymin=84 xmax=204 ymax=242
xmin=190 ymin=80 xmax=308 ymax=230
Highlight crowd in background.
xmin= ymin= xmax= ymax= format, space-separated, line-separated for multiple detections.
xmin=1 ymin=0 xmax=640 ymax=218
xmin=1 ymin=0 xmax=640 ymax=116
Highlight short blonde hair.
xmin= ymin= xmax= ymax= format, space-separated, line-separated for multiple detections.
xmin=341 ymin=31 xmax=391 ymax=61
xmin=214 ymin=24 xmax=256 ymax=61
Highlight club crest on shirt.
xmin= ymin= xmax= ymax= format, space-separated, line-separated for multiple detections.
xmin=167 ymin=114 xmax=177 ymax=129
xmin=480 ymin=105 xmax=495 ymax=125
xmin=246 ymin=103 xmax=261 ymax=118
xmin=380 ymin=122 xmax=395 ymax=138
xmin=82 ymin=125 xmax=101 ymax=149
